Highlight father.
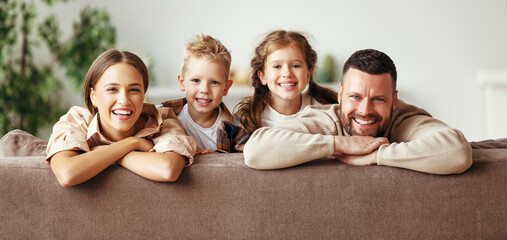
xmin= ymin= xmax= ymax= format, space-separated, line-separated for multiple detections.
xmin=244 ymin=49 xmax=472 ymax=174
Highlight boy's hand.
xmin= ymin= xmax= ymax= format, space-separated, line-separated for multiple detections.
xmin=196 ymin=148 xmax=218 ymax=155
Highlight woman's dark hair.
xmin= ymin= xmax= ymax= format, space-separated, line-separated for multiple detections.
xmin=84 ymin=49 xmax=149 ymax=114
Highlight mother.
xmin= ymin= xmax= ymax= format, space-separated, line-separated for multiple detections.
xmin=46 ymin=50 xmax=196 ymax=187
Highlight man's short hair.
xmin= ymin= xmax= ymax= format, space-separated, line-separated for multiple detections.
xmin=342 ymin=49 xmax=397 ymax=91
xmin=181 ymin=34 xmax=231 ymax=79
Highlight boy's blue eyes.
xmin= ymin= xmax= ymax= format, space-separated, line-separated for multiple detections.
xmin=190 ymin=79 xmax=220 ymax=85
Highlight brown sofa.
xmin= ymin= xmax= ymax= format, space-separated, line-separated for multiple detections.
xmin=1 ymin=130 xmax=506 ymax=239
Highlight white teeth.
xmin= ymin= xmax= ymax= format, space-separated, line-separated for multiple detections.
xmin=354 ymin=118 xmax=375 ymax=125
xmin=279 ymin=83 xmax=296 ymax=88
xmin=113 ymin=110 xmax=132 ymax=115
xmin=197 ymin=98 xmax=211 ymax=103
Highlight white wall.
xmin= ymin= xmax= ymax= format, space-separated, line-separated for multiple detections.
xmin=38 ymin=0 xmax=507 ymax=141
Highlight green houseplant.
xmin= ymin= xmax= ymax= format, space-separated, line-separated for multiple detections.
xmin=0 ymin=0 xmax=116 ymax=137
xmin=39 ymin=5 xmax=116 ymax=89
xmin=314 ymin=54 xmax=337 ymax=84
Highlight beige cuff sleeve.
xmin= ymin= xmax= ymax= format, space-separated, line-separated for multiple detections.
xmin=377 ymin=128 xmax=472 ymax=174
xmin=151 ymin=135 xmax=197 ymax=166
xmin=46 ymin=138 xmax=90 ymax=162
xmin=45 ymin=107 xmax=92 ymax=162
xmin=244 ymin=127 xmax=335 ymax=169
xmin=152 ymin=115 xmax=197 ymax=166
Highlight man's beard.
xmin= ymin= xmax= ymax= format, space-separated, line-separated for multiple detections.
xmin=339 ymin=105 xmax=393 ymax=137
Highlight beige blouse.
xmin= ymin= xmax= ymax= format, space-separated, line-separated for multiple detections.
xmin=46 ymin=103 xmax=196 ymax=165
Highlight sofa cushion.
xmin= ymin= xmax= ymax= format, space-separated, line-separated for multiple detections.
xmin=0 ymin=129 xmax=47 ymax=157
xmin=470 ymin=137 xmax=507 ymax=149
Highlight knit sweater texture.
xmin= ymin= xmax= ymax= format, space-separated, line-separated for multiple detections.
xmin=244 ymin=100 xmax=472 ymax=174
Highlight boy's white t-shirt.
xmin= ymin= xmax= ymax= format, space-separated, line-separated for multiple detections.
xmin=261 ymin=94 xmax=315 ymax=127
xmin=177 ymin=104 xmax=223 ymax=150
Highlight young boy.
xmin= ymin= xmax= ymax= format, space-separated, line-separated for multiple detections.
xmin=161 ymin=34 xmax=249 ymax=154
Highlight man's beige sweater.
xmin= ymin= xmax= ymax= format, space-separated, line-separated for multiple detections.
xmin=244 ymin=100 xmax=472 ymax=174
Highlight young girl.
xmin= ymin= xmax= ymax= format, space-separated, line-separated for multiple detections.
xmin=46 ymin=49 xmax=196 ymax=187
xmin=235 ymin=30 xmax=338 ymax=133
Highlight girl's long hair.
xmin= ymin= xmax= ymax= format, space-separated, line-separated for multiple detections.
xmin=234 ymin=30 xmax=337 ymax=133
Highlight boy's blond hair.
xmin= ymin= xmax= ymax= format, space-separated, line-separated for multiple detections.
xmin=181 ymin=34 xmax=231 ymax=79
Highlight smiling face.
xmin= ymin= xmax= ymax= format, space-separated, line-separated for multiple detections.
xmin=258 ymin=46 xmax=312 ymax=105
xmin=179 ymin=57 xmax=232 ymax=123
xmin=338 ymin=68 xmax=398 ymax=137
xmin=90 ymin=63 xmax=145 ymax=141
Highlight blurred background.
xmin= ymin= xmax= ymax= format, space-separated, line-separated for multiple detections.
xmin=1 ymin=0 xmax=506 ymax=141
